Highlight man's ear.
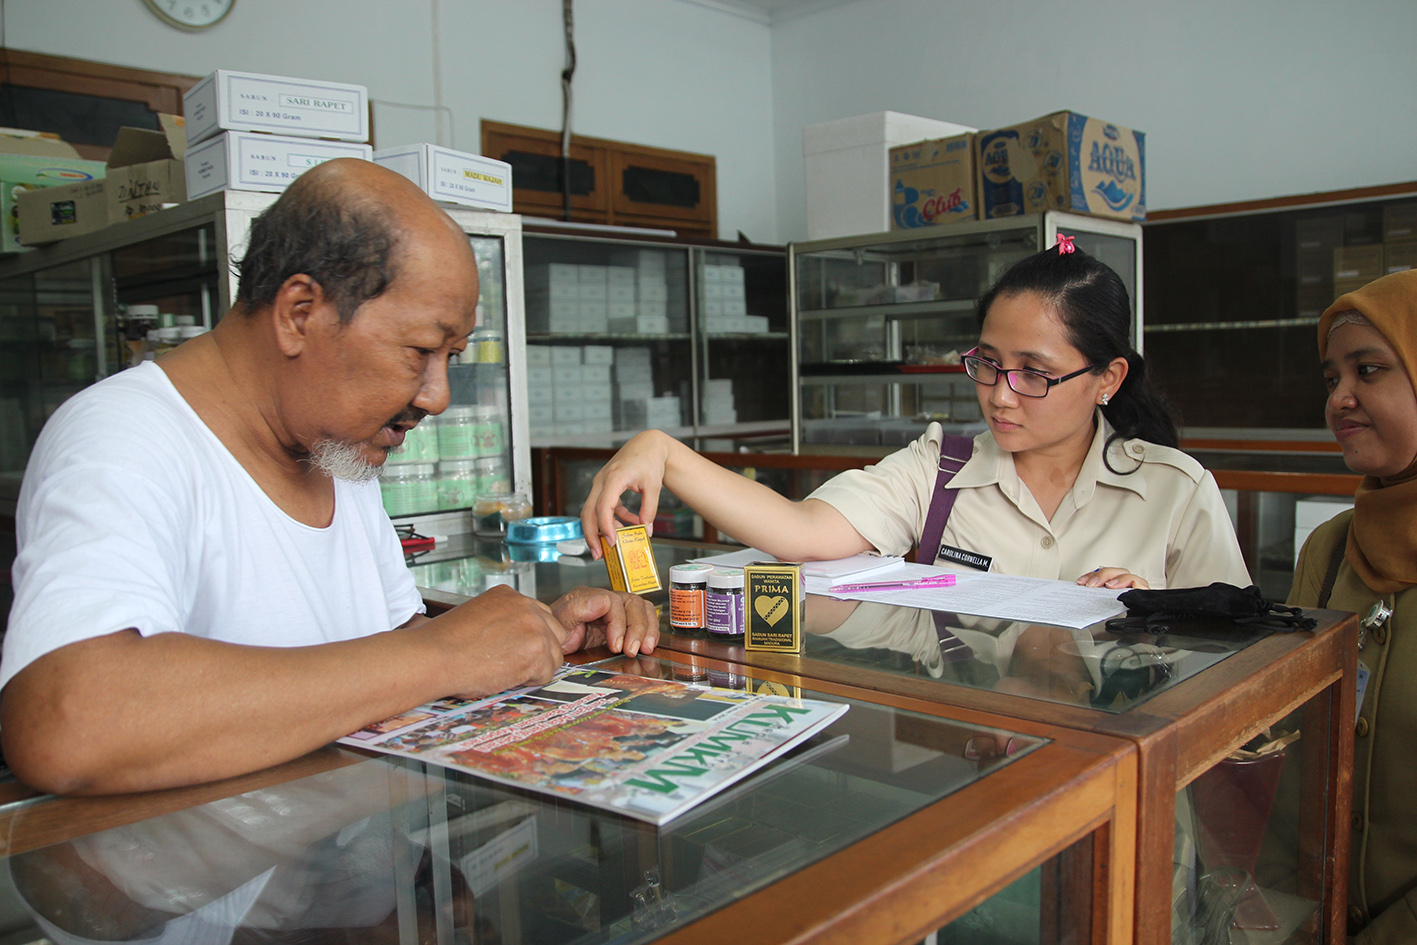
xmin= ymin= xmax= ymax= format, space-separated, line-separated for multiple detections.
xmin=271 ymin=274 xmax=328 ymax=357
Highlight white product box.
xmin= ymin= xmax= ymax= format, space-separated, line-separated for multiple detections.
xmin=579 ymin=299 xmax=609 ymax=318
xmin=584 ymin=419 xmax=615 ymax=434
xmin=527 ymin=404 xmax=555 ymax=424
xmin=185 ymin=132 xmax=372 ymax=200
xmin=577 ymin=283 xmax=609 ymax=301
xmin=554 ymin=402 xmax=585 ymax=422
xmin=550 ymin=346 xmax=582 ymax=365
xmin=804 ymin=111 xmax=975 ymax=240
xmin=743 ymin=315 xmax=770 ymax=332
xmin=582 ymin=383 xmax=613 ymax=402
xmin=526 ymin=385 xmax=553 ymax=405
xmin=541 ymin=263 xmax=579 ymax=283
xmin=613 ymin=249 xmax=666 ymax=271
xmin=702 ymin=264 xmax=724 ymax=283
xmin=184 ymin=70 xmax=370 ymax=145
xmin=607 ymin=266 xmax=636 ymax=286
xmin=637 ymin=300 xmax=668 ymax=319
xmin=578 ymin=265 xmax=608 ymax=285
xmin=374 ymin=143 xmax=512 ymax=212
xmin=703 ymin=299 xmax=725 ymax=318
xmin=723 ymin=299 xmax=748 ymax=317
xmin=703 ymin=405 xmax=737 ymax=425
xmin=554 ymin=386 xmax=584 ymax=404
xmin=721 ymin=283 xmax=746 ymax=300
xmin=722 ymin=265 xmax=745 ymax=284
xmin=704 ymin=316 xmax=731 ymax=333
xmin=552 ymin=365 xmax=584 ymax=386
xmin=637 ymin=280 xmax=669 ymax=301
xmin=583 ymin=402 xmax=613 ymax=421
xmin=582 ymin=364 xmax=612 ymax=384
xmin=616 ymin=348 xmax=652 ymax=366
xmin=617 ymin=382 xmax=654 ymax=401
xmin=583 ymin=345 xmax=615 ymax=364
xmin=704 ymin=379 xmax=734 ymax=395
xmin=525 ymin=345 xmax=552 ymax=365
xmin=616 ymin=367 xmax=654 ymax=385
xmin=610 ymin=315 xmax=670 ymax=335
xmin=608 ymin=301 xmax=636 ymax=320
xmin=608 ymin=284 xmax=636 ymax=302
xmin=527 ymin=365 xmax=554 ymax=387
xmin=543 ymin=297 xmax=579 ymax=317
xmin=703 ymin=282 xmax=724 ymax=300
xmin=582 ymin=313 xmax=611 ymax=333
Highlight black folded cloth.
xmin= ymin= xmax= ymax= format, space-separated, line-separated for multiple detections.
xmin=1106 ymin=583 xmax=1317 ymax=634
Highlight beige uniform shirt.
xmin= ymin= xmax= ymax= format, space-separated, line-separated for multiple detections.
xmin=808 ymin=419 xmax=1250 ymax=589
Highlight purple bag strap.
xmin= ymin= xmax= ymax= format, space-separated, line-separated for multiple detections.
xmin=916 ymin=434 xmax=974 ymax=565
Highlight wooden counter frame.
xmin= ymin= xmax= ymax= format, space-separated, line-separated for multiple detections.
xmin=651 ymin=610 xmax=1357 ymax=945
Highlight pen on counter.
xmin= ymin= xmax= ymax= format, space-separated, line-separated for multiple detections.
xmin=832 ymin=575 xmax=958 ymax=593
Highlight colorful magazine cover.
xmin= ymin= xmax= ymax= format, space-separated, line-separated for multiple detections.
xmin=339 ymin=666 xmax=849 ymax=825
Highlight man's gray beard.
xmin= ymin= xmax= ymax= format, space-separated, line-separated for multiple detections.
xmin=308 ymin=438 xmax=382 ymax=483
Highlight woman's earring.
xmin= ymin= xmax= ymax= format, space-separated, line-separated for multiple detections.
xmin=1100 ymin=394 xmax=1110 ymax=406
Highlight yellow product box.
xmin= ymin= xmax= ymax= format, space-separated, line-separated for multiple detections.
xmin=889 ymin=133 xmax=977 ymax=231
xmin=600 ymin=524 xmax=662 ymax=594
xmin=743 ymin=562 xmax=802 ymax=653
xmin=977 ymin=111 xmax=1145 ymax=222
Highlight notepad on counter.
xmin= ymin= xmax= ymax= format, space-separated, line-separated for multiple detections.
xmin=689 ymin=548 xmax=907 ymax=592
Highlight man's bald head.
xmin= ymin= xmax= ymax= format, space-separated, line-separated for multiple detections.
xmin=234 ymin=158 xmax=475 ymax=324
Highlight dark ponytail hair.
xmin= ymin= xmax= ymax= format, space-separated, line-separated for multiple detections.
xmin=975 ymin=246 xmax=1177 ymax=472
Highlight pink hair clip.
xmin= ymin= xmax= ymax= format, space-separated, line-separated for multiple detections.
xmin=1056 ymin=234 xmax=1076 ymax=255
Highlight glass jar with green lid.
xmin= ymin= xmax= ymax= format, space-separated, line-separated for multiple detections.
xmin=436 ymin=458 xmax=480 ymax=510
xmin=379 ymin=463 xmax=437 ymax=517
xmin=436 ymin=406 xmax=480 ymax=460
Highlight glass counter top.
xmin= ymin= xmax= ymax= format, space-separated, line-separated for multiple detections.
xmin=411 ymin=538 xmax=1270 ymax=716
xmin=2 ymin=655 xmax=1048 ymax=945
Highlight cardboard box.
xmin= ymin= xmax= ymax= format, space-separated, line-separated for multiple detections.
xmin=1386 ymin=239 xmax=1417 ymax=275
xmin=185 ymin=132 xmax=373 ymax=200
xmin=889 ymin=133 xmax=978 ymax=230
xmin=106 ymin=115 xmax=188 ymax=223
xmin=373 ymin=143 xmax=512 ymax=213
xmin=805 ymin=111 xmax=975 ymax=240
xmin=0 ymin=131 xmax=107 ymax=252
xmin=184 ymin=70 xmax=369 ymax=145
xmin=1333 ymin=245 xmax=1383 ymax=283
xmin=16 ymin=179 xmax=108 ymax=244
xmin=978 ymin=112 xmax=1146 ymax=221
xmin=1383 ymin=204 xmax=1417 ymax=242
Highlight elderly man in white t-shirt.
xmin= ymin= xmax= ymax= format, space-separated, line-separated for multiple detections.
xmin=0 ymin=158 xmax=658 ymax=796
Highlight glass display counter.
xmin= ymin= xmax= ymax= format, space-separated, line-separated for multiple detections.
xmin=412 ymin=540 xmax=1354 ymax=945
xmin=0 ymin=653 xmax=1135 ymax=945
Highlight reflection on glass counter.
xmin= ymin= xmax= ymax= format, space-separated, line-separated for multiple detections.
xmin=0 ymin=655 xmax=1085 ymax=945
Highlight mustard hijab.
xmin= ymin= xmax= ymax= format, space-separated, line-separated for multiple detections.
xmin=1317 ymin=269 xmax=1417 ymax=593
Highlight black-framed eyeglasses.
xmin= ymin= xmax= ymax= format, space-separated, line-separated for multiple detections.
xmin=962 ymin=348 xmax=1097 ymax=399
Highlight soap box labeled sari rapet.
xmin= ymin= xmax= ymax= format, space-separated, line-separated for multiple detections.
xmin=600 ymin=524 xmax=662 ymax=594
xmin=743 ymin=562 xmax=802 ymax=653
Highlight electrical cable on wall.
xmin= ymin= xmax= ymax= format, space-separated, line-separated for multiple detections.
xmin=560 ymin=0 xmax=576 ymax=221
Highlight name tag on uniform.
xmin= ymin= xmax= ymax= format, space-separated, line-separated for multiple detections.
xmin=934 ymin=544 xmax=992 ymax=572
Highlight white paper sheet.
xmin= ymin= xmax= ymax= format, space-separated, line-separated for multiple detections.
xmin=824 ymin=571 xmax=1126 ymax=630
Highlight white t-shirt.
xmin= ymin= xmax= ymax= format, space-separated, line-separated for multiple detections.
xmin=2 ymin=363 xmax=424 ymax=692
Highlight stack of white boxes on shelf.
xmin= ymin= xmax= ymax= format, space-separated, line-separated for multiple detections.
xmin=702 ymin=262 xmax=768 ymax=334
xmin=609 ymin=249 xmax=671 ymax=334
xmin=615 ymin=347 xmax=678 ymax=430
xmin=524 ymin=264 xmax=581 ymax=333
xmin=701 ymin=379 xmax=736 ymax=426
xmin=525 ymin=344 xmax=614 ymax=439
xmin=574 ymin=265 xmax=611 ymax=334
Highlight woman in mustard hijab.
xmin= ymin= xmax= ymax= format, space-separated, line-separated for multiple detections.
xmin=1290 ymin=269 xmax=1417 ymax=944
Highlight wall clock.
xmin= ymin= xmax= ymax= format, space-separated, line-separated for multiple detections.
xmin=141 ymin=0 xmax=235 ymax=31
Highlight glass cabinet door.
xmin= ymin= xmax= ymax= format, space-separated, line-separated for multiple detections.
xmin=694 ymin=247 xmax=790 ymax=436
xmin=379 ymin=234 xmax=515 ymax=522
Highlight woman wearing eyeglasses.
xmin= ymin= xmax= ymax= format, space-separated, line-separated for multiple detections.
xmin=582 ymin=241 xmax=1248 ymax=590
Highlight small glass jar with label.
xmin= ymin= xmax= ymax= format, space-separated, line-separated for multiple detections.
xmin=706 ymin=569 xmax=746 ymax=640
xmin=437 ymin=406 xmax=480 ymax=460
xmin=472 ymin=327 xmax=504 ymax=363
xmin=669 ymin=563 xmax=714 ymax=632
xmin=379 ymin=463 xmax=437 ymax=517
xmin=470 ymin=404 xmax=504 ymax=456
xmin=396 ymin=422 xmax=440 ymax=464
xmin=474 ymin=456 xmax=511 ymax=494
xmin=436 ymin=458 xmax=480 ymax=510
xmin=473 ymin=492 xmax=532 ymax=538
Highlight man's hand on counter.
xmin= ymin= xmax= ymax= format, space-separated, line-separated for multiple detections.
xmin=552 ymin=587 xmax=659 ymax=658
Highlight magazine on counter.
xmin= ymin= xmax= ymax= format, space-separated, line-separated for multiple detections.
xmin=339 ymin=666 xmax=849 ymax=826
